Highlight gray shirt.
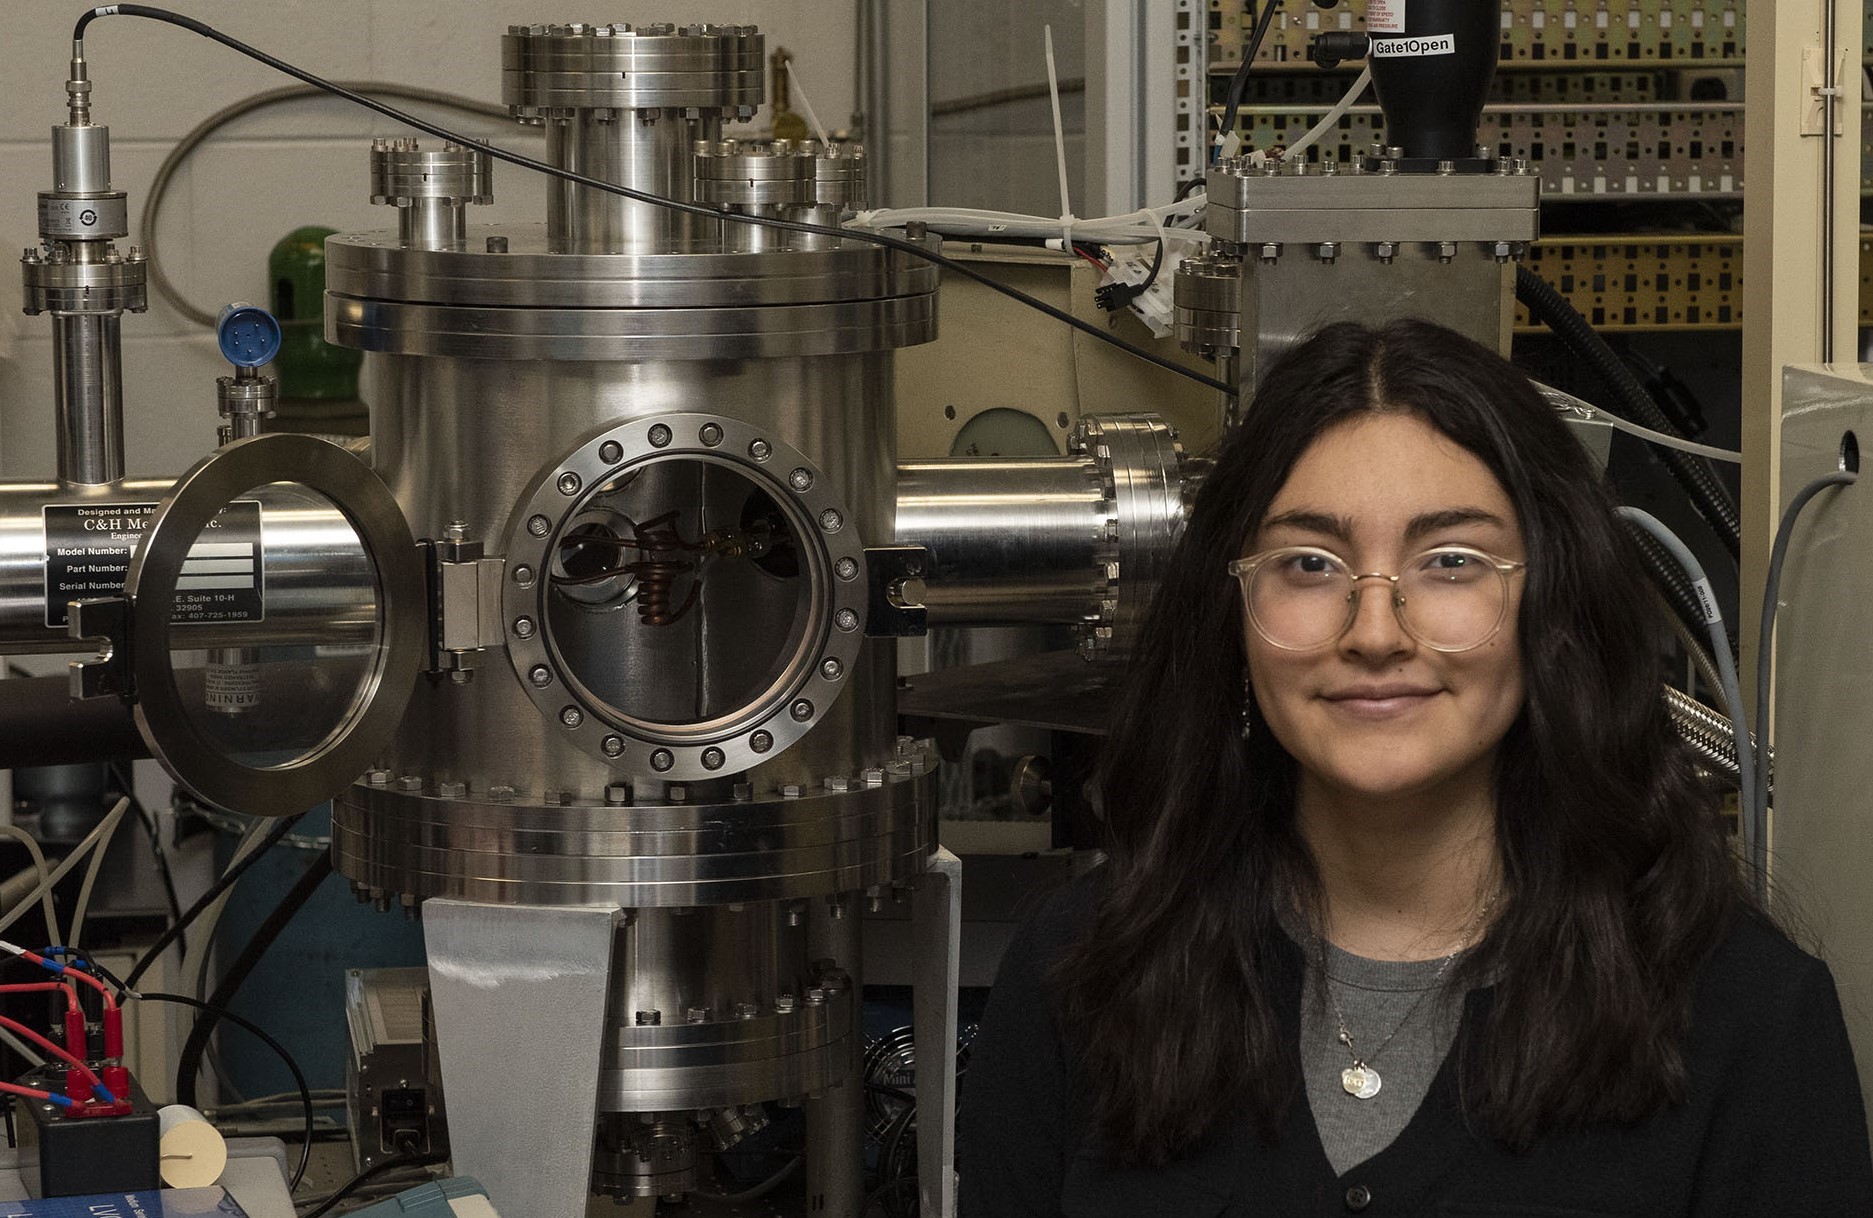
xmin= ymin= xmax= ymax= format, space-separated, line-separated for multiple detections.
xmin=1301 ymin=942 xmax=1467 ymax=1175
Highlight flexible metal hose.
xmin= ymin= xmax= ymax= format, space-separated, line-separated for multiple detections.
xmin=1621 ymin=508 xmax=1755 ymax=872
xmin=1665 ymin=609 xmax=1728 ymax=714
xmin=1662 ymin=684 xmax=1762 ymax=793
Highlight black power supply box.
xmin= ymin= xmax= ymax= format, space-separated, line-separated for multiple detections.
xmin=13 ymin=1065 xmax=160 ymax=1198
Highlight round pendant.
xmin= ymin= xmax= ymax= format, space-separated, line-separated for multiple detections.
xmin=1341 ymin=1064 xmax=1382 ymax=1099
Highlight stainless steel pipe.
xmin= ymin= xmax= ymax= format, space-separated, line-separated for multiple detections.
xmin=894 ymin=415 xmax=1190 ymax=657
xmin=51 ymin=313 xmax=125 ymax=486
xmin=545 ymin=113 xmax=712 ymax=253
xmin=401 ymin=197 xmax=466 ymax=251
xmin=30 ymin=111 xmax=142 ymax=488
xmin=369 ymin=139 xmax=493 ymax=253
xmin=805 ymin=904 xmax=864 ymax=1218
xmin=0 ymin=434 xmax=1192 ymax=653
xmin=895 ymin=457 xmax=1111 ymax=627
xmin=0 ymin=675 xmax=147 ymax=766
xmin=861 ymin=0 xmax=892 ymax=205
xmin=0 ymin=479 xmax=375 ymax=652
xmin=504 ymin=22 xmax=761 ymax=255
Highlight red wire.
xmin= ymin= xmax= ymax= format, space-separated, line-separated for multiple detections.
xmin=3 ymin=946 xmax=117 ymax=1009
xmin=61 ymin=966 xmax=116 ymax=1009
xmin=1075 ymin=248 xmax=1109 ymax=273
xmin=0 ymin=1013 xmax=103 ymax=1089
xmin=0 ymin=982 xmax=79 ymax=1011
xmin=0 ymin=1081 xmax=62 ymax=1104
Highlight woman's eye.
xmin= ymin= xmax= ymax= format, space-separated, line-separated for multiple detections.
xmin=1267 ymin=552 xmax=1343 ymax=586
xmin=1277 ymin=552 xmax=1346 ymax=579
xmin=1415 ymin=549 xmax=1487 ymax=581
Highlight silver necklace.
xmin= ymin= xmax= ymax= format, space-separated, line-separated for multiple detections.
xmin=1323 ymin=890 xmax=1497 ymax=1101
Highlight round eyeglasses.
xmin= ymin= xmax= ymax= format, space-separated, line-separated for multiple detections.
xmin=1227 ymin=545 xmax=1526 ymax=653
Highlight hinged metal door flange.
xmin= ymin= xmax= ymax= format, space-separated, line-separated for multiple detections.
xmin=866 ymin=545 xmax=930 ymax=637
xmin=425 ymin=534 xmax=506 ymax=678
xmin=67 ymin=596 xmax=132 ymax=700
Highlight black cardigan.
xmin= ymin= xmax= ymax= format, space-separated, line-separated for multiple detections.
xmin=959 ymin=875 xmax=1873 ymax=1217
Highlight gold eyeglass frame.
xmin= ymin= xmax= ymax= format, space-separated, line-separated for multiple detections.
xmin=1227 ymin=544 xmax=1526 ymax=653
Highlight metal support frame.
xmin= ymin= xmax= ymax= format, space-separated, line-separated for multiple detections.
xmin=1085 ymin=0 xmax=1191 ymax=215
xmin=1772 ymin=365 xmax=1873 ymax=1138
xmin=805 ymin=900 xmax=866 ymax=1218
xmin=864 ymin=0 xmax=930 ymax=208
xmin=913 ymin=847 xmax=961 ymax=1218
xmin=424 ymin=900 xmax=621 ymax=1218
xmin=1740 ymin=0 xmax=1862 ymax=722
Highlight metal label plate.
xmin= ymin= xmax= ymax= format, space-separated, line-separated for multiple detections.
xmin=42 ymin=500 xmax=263 ymax=629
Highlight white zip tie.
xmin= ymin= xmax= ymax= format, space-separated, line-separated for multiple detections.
xmin=786 ymin=55 xmax=832 ymax=147
xmin=1044 ymin=25 xmax=1076 ymax=252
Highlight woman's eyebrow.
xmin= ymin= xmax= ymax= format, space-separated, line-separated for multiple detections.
xmin=1403 ymin=507 xmax=1509 ymax=544
xmin=1259 ymin=507 xmax=1509 ymax=547
xmin=1258 ymin=510 xmax=1352 ymax=542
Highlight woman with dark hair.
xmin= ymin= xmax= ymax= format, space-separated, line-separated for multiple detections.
xmin=959 ymin=318 xmax=1871 ymax=1215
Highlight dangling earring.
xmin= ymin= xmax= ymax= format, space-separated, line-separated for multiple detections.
xmin=1240 ymin=681 xmax=1254 ymax=742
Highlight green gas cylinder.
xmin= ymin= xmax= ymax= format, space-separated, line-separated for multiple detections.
xmin=267 ymin=226 xmax=367 ymax=435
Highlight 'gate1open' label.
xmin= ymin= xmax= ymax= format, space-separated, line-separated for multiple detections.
xmin=43 ymin=500 xmax=266 ymax=629
xmin=1369 ymin=33 xmax=1456 ymax=57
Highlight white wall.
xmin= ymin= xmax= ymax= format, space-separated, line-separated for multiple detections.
xmin=0 ymin=0 xmax=861 ymax=480
xmin=929 ymin=1 xmax=1087 ymax=215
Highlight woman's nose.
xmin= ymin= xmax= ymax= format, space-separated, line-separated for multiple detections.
xmin=1339 ymin=577 xmax=1413 ymax=659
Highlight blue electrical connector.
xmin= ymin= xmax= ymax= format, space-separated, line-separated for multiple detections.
xmin=348 ymin=1177 xmax=500 ymax=1216
xmin=40 ymin=947 xmax=89 ymax=971
xmin=215 ymin=302 xmax=282 ymax=368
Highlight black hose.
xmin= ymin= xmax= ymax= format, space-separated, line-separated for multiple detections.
xmin=111 ymin=765 xmax=186 ymax=960
xmin=1516 ymin=266 xmax=1741 ymax=561
xmin=176 ymin=850 xmax=334 ymax=1110
xmin=122 ymin=812 xmax=306 ymax=993
xmin=299 ymin=1152 xmax=446 ymax=1217
xmin=1217 ymin=1 xmax=1284 ymax=158
xmin=136 ymin=989 xmax=316 ymax=1192
xmin=83 ymin=954 xmax=316 ymax=1194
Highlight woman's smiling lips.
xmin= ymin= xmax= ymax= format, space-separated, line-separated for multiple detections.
xmin=1319 ymin=683 xmax=1442 ymax=717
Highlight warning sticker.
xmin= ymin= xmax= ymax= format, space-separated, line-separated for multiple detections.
xmin=43 ymin=500 xmax=265 ymax=628
xmin=1367 ymin=0 xmax=1406 ymax=34
xmin=1370 ymin=33 xmax=1456 ymax=57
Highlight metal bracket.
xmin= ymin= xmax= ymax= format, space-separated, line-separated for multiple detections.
xmin=1801 ymin=46 xmax=1850 ymax=137
xmin=66 ymin=596 xmax=132 ymax=700
xmin=425 ymin=900 xmax=621 ymax=1218
xmin=865 ymin=545 xmax=929 ymax=637
xmin=423 ymin=536 xmax=506 ymax=678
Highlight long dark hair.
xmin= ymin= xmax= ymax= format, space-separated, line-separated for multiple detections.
xmin=1055 ymin=319 xmax=1740 ymax=1165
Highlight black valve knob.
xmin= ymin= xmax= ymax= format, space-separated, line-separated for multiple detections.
xmin=1310 ymin=31 xmax=1370 ymax=69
